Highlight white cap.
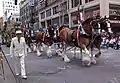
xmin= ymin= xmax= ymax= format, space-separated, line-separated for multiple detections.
xmin=16 ymin=30 xmax=22 ymax=34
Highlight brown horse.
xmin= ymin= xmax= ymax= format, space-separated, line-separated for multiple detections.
xmin=82 ymin=17 xmax=102 ymax=59
xmin=82 ymin=16 xmax=112 ymax=59
xmin=35 ymin=25 xmax=55 ymax=57
xmin=58 ymin=25 xmax=93 ymax=66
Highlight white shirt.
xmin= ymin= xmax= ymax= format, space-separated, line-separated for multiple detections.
xmin=10 ymin=37 xmax=27 ymax=57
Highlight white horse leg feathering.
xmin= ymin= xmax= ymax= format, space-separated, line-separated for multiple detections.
xmin=36 ymin=43 xmax=41 ymax=56
xmin=47 ymin=46 xmax=52 ymax=58
xmin=63 ymin=42 xmax=70 ymax=62
xmin=82 ymin=47 xmax=92 ymax=66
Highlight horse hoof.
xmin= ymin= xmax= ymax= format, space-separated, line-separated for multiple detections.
xmin=47 ymin=56 xmax=52 ymax=58
xmin=64 ymin=59 xmax=70 ymax=63
xmin=95 ymin=52 xmax=101 ymax=58
xmin=37 ymin=52 xmax=41 ymax=56
xmin=82 ymin=60 xmax=91 ymax=67
xmin=47 ymin=54 xmax=52 ymax=58
xmin=41 ymin=48 xmax=44 ymax=52
xmin=95 ymin=54 xmax=100 ymax=58
xmin=62 ymin=57 xmax=70 ymax=62
xmin=91 ymin=59 xmax=97 ymax=65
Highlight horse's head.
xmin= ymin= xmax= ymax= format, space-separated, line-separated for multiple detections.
xmin=90 ymin=18 xmax=101 ymax=34
xmin=47 ymin=25 xmax=55 ymax=38
xmin=99 ymin=17 xmax=112 ymax=33
xmin=82 ymin=17 xmax=102 ymax=35
xmin=82 ymin=17 xmax=94 ymax=34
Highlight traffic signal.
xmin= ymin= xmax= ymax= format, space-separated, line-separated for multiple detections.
xmin=15 ymin=0 xmax=17 ymax=5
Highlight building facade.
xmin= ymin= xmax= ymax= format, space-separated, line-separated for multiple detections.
xmin=20 ymin=0 xmax=29 ymax=28
xmin=38 ymin=0 xmax=120 ymax=30
xmin=3 ymin=0 xmax=20 ymax=24
xmin=20 ymin=0 xmax=39 ymax=30
xmin=19 ymin=0 xmax=120 ymax=31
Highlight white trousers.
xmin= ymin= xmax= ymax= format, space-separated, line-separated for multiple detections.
xmin=13 ymin=55 xmax=26 ymax=76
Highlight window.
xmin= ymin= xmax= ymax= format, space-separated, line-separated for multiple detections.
xmin=53 ymin=5 xmax=58 ymax=15
xmin=85 ymin=0 xmax=94 ymax=3
xmin=72 ymin=0 xmax=82 ymax=8
xmin=41 ymin=12 xmax=45 ymax=19
xmin=89 ymin=0 xmax=94 ymax=2
xmin=85 ymin=0 xmax=88 ymax=3
xmin=46 ymin=9 xmax=51 ymax=17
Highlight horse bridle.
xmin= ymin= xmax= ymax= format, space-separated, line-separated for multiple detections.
xmin=90 ymin=19 xmax=101 ymax=34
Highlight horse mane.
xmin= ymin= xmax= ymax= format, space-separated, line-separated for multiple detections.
xmin=59 ymin=25 xmax=68 ymax=31
xmin=82 ymin=17 xmax=94 ymax=25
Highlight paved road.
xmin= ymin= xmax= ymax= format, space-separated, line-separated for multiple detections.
xmin=0 ymin=45 xmax=120 ymax=83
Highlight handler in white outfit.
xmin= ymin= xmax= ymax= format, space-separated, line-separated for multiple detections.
xmin=10 ymin=29 xmax=27 ymax=79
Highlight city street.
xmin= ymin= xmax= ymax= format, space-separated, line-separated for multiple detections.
xmin=0 ymin=45 xmax=120 ymax=83
xmin=0 ymin=0 xmax=120 ymax=83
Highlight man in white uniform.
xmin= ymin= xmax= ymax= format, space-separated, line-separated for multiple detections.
xmin=10 ymin=29 xmax=27 ymax=79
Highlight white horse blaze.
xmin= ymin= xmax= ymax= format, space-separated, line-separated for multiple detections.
xmin=98 ymin=23 xmax=101 ymax=34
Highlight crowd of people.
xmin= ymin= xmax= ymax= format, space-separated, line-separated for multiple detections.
xmin=101 ymin=30 xmax=120 ymax=49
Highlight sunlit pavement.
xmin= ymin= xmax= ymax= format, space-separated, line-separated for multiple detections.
xmin=0 ymin=45 xmax=120 ymax=83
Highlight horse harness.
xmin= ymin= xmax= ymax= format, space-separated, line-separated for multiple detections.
xmin=42 ymin=31 xmax=53 ymax=42
xmin=65 ymin=29 xmax=80 ymax=46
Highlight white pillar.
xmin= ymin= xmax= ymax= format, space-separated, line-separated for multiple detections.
xmin=45 ymin=11 xmax=47 ymax=28
xmin=45 ymin=20 xmax=47 ymax=28
xmin=68 ymin=13 xmax=71 ymax=28
xmin=51 ymin=8 xmax=53 ymax=25
xmin=100 ymin=0 xmax=109 ymax=17
xmin=39 ymin=12 xmax=42 ymax=28
xmin=68 ymin=0 xmax=72 ymax=28
xmin=81 ymin=0 xmax=85 ymax=21
xmin=69 ymin=0 xmax=72 ymax=9
xmin=82 ymin=0 xmax=85 ymax=5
